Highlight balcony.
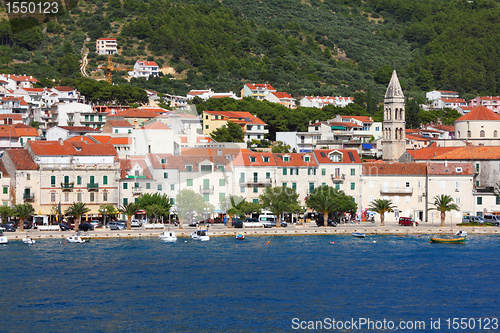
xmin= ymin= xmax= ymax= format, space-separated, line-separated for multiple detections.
xmin=132 ymin=187 xmax=143 ymax=195
xmin=199 ymin=185 xmax=214 ymax=194
xmin=87 ymin=183 xmax=99 ymax=191
xmin=380 ymin=187 xmax=413 ymax=194
xmin=61 ymin=182 xmax=74 ymax=191
xmin=240 ymin=179 xmax=272 ymax=187
xmin=331 ymin=174 xmax=345 ymax=183
xmin=23 ymin=193 xmax=35 ymax=201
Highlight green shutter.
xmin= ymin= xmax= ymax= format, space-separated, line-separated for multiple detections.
xmin=103 ymin=176 xmax=108 ymax=185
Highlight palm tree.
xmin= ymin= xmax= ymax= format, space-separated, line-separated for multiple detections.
xmin=65 ymin=202 xmax=90 ymax=231
xmin=428 ymin=194 xmax=460 ymax=227
xmin=14 ymin=203 xmax=35 ymax=232
xmin=368 ymin=199 xmax=396 ymax=227
xmin=0 ymin=206 xmax=14 ymax=224
xmin=306 ymin=185 xmax=338 ymax=227
xmin=119 ymin=202 xmax=139 ymax=230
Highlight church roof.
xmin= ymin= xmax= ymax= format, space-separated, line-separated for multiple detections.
xmin=384 ymin=70 xmax=404 ymax=99
xmin=456 ymin=105 xmax=500 ymax=121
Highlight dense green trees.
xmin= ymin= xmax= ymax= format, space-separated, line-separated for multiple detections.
xmin=259 ymin=186 xmax=301 ymax=227
xmin=209 ymin=121 xmax=244 ymax=142
xmin=305 ymin=185 xmax=357 ymax=227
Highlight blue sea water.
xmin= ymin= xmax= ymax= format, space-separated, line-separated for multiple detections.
xmin=0 ymin=235 xmax=499 ymax=332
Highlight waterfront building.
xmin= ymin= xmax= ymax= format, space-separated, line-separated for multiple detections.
xmin=454 ymin=105 xmax=500 ymax=139
xmin=202 ymin=111 xmax=268 ymax=143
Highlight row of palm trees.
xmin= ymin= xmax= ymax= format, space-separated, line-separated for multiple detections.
xmin=368 ymin=194 xmax=460 ymax=227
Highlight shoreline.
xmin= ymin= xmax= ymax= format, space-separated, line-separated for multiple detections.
xmin=4 ymin=223 xmax=500 ymax=241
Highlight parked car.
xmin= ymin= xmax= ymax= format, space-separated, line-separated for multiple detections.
xmin=188 ymin=219 xmax=199 ymax=227
xmin=78 ymin=223 xmax=94 ymax=231
xmin=483 ymin=214 xmax=500 ymax=226
xmin=131 ymin=219 xmax=142 ymax=227
xmin=90 ymin=220 xmax=102 ymax=228
xmin=462 ymin=215 xmax=485 ymax=224
xmin=108 ymin=221 xmax=126 ymax=230
xmin=244 ymin=218 xmax=264 ymax=228
xmin=398 ymin=217 xmax=418 ymax=226
xmin=315 ymin=216 xmax=337 ymax=227
xmin=58 ymin=223 xmax=74 ymax=231
xmin=0 ymin=224 xmax=16 ymax=232
xmin=231 ymin=219 xmax=243 ymax=228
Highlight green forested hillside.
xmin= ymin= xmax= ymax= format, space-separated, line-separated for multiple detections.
xmin=0 ymin=0 xmax=498 ymax=103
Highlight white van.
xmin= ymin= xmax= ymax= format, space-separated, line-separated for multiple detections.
xmin=483 ymin=214 xmax=500 ymax=226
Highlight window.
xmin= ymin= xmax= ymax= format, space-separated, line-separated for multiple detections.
xmin=283 ymin=168 xmax=287 ymax=176
xmin=253 ymin=172 xmax=258 ymax=182
xmin=164 ymin=172 xmax=168 ymax=179
xmin=90 ymin=115 xmax=94 ymax=122
xmin=146 ymin=183 xmax=150 ymax=189
xmin=240 ymin=173 xmax=245 ymax=182
xmin=480 ymin=130 xmax=485 ymax=137
xmin=187 ymin=179 xmax=193 ymax=186
xmin=263 ymin=157 xmax=269 ymax=163
xmin=203 ymin=193 xmax=209 ymax=202
xmin=321 ymin=169 xmax=326 ymax=176
xmin=476 ymin=163 xmax=480 ymax=173
xmin=309 ymin=183 xmax=315 ymax=193
xmin=304 ymin=156 xmax=310 ymax=162
xmin=292 ymin=182 xmax=297 ymax=189
xmin=103 ymin=192 xmax=108 ymax=202
xmin=123 ymin=183 xmax=128 ymax=189
xmin=497 ymin=196 xmax=500 ymax=205
xmin=90 ymin=192 xmax=95 ymax=202
xmin=205 ymin=125 xmax=209 ymax=129
xmin=219 ymin=179 xmax=225 ymax=186
xmin=321 ymin=182 xmax=326 ymax=186
xmin=123 ymin=198 xmax=128 ymax=205
xmin=283 ymin=156 xmax=289 ymax=162
xmin=186 ymin=165 xmax=193 ymax=172
xmin=134 ymin=182 xmax=139 ymax=188
xmin=455 ymin=197 xmax=460 ymax=204
xmin=77 ymin=176 xmax=82 ymax=185
xmin=350 ymin=182 xmax=355 ymax=190
xmin=170 ymin=198 xmax=175 ymax=205
xmin=219 ymin=193 xmax=225 ymax=201
xmin=253 ymin=199 xmax=259 ymax=204
xmin=283 ymin=182 xmax=287 ymax=187
xmin=2 ymin=187 xmax=7 ymax=194
xmin=477 ymin=197 xmax=482 ymax=205
xmin=158 ymin=184 xmax=162 ymax=191
xmin=103 ymin=176 xmax=108 ymax=185
xmin=351 ymin=168 xmax=355 ymax=176
xmin=51 ymin=176 xmax=56 ymax=186
xmin=240 ymin=186 xmax=245 ymax=193
xmin=51 ymin=192 xmax=56 ymax=202
xmin=217 ymin=165 xmax=225 ymax=172
xmin=266 ymin=172 xmax=270 ymax=179
xmin=161 ymin=158 xmax=167 ymax=164
xmin=250 ymin=157 xmax=256 ymax=163
xmin=114 ymin=129 xmax=118 ymax=134
xmin=253 ymin=187 xmax=258 ymax=193
xmin=406 ymin=182 xmax=410 ymax=188
xmin=90 ymin=176 xmax=95 ymax=184
xmin=200 ymin=165 xmax=212 ymax=172
xmin=335 ymin=183 xmax=340 ymax=190
xmin=170 ymin=184 xmax=175 ymax=191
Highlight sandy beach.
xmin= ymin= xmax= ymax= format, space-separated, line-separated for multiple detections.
xmin=4 ymin=221 xmax=499 ymax=241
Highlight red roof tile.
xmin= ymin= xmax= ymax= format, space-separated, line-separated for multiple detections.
xmin=0 ymin=160 xmax=9 ymax=177
xmin=107 ymin=120 xmax=132 ymax=127
xmin=29 ymin=141 xmax=117 ymax=156
xmin=245 ymin=83 xmax=276 ymax=91
xmin=313 ymin=149 xmax=361 ymax=163
xmin=110 ymin=108 xmax=163 ymax=118
xmin=363 ymin=162 xmax=427 ymax=176
xmin=456 ymin=105 xmax=500 ymax=121
xmin=137 ymin=61 xmax=158 ymax=67
xmin=274 ymin=153 xmax=318 ymax=167
xmin=204 ymin=111 xmax=266 ymax=125
xmin=6 ymin=149 xmax=37 ymax=170
xmin=59 ymin=126 xmax=100 ymax=132
xmin=65 ymin=136 xmax=95 ymax=144
xmin=407 ymin=147 xmax=459 ymax=160
xmin=53 ymin=86 xmax=75 ymax=92
xmin=426 ymin=162 xmax=473 ymax=176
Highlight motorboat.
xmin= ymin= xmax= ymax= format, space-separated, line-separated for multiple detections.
xmin=236 ymin=233 xmax=245 ymax=240
xmin=22 ymin=237 xmax=36 ymax=245
xmin=429 ymin=236 xmax=466 ymax=244
xmin=159 ymin=230 xmax=177 ymax=242
xmin=0 ymin=231 xmax=7 ymax=244
xmin=67 ymin=232 xmax=90 ymax=243
xmin=190 ymin=229 xmax=209 ymax=241
xmin=352 ymin=232 xmax=366 ymax=238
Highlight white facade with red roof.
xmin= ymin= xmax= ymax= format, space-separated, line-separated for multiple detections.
xmin=202 ymin=111 xmax=268 ymax=142
xmin=241 ymin=84 xmax=276 ymax=100
xmin=12 ymin=87 xmax=45 ymax=108
xmin=454 ymin=105 xmax=500 ymax=139
xmin=468 ymin=96 xmax=500 ymax=113
xmin=96 ymin=38 xmax=118 ymax=55
xmin=299 ymin=96 xmax=354 ymax=108
xmin=264 ymin=91 xmax=295 ymax=108
xmin=431 ymin=98 xmax=467 ymax=110
xmin=43 ymin=86 xmax=82 ymax=106
xmin=129 ymin=61 xmax=159 ymax=78
xmin=0 ymin=74 xmax=38 ymax=91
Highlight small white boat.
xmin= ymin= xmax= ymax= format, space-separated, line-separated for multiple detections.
xmin=352 ymin=232 xmax=366 ymax=238
xmin=67 ymin=233 xmax=90 ymax=243
xmin=190 ymin=229 xmax=209 ymax=241
xmin=22 ymin=238 xmax=36 ymax=245
xmin=159 ymin=230 xmax=177 ymax=242
xmin=236 ymin=233 xmax=245 ymax=240
xmin=0 ymin=231 xmax=7 ymax=244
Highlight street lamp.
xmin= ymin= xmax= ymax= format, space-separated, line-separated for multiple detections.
xmin=103 ymin=208 xmax=107 ymax=228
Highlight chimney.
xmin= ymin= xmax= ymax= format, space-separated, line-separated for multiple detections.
xmin=58 ymin=138 xmax=64 ymax=145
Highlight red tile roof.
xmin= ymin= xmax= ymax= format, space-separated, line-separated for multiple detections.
xmin=0 ymin=125 xmax=38 ymax=138
xmin=340 ymin=116 xmax=373 ymax=123
xmin=271 ymin=92 xmax=293 ymax=99
xmin=0 ymin=114 xmax=22 ymax=121
xmin=29 ymin=141 xmax=117 ymax=156
xmin=107 ymin=120 xmax=132 ymax=127
xmin=110 ymin=108 xmax=163 ymax=118
xmin=53 ymin=86 xmax=75 ymax=92
xmin=407 ymin=147 xmax=459 ymax=160
xmin=456 ymin=105 xmax=500 ymax=121
xmin=140 ymin=121 xmax=170 ymax=130
xmin=313 ymin=149 xmax=361 ymax=163
xmin=274 ymin=153 xmax=318 ymax=167
xmin=6 ymin=75 xmax=38 ymax=83
xmin=245 ymin=83 xmax=276 ymax=91
xmin=65 ymin=136 xmax=95 ymax=144
xmin=6 ymin=149 xmax=37 ymax=170
xmin=0 ymin=160 xmax=9 ymax=177
xmin=232 ymin=152 xmax=277 ymax=167
xmin=110 ymin=137 xmax=131 ymax=145
xmin=440 ymin=98 xmax=466 ymax=103
xmin=98 ymin=38 xmax=116 ymax=41
xmin=431 ymin=146 xmax=500 ymax=160
xmin=137 ymin=61 xmax=158 ymax=67
xmin=59 ymin=126 xmax=100 ymax=132
xmin=21 ymin=88 xmax=44 ymax=93
xmin=363 ymin=162 xmax=427 ymax=176
xmin=204 ymin=111 xmax=266 ymax=125
xmin=426 ymin=162 xmax=473 ymax=176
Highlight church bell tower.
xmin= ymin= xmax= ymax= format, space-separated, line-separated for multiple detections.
xmin=382 ymin=70 xmax=406 ymax=161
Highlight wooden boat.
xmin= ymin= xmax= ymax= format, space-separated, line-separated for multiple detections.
xmin=190 ymin=229 xmax=209 ymax=241
xmin=236 ymin=233 xmax=245 ymax=240
xmin=429 ymin=236 xmax=466 ymax=244
xmin=159 ymin=231 xmax=177 ymax=243
xmin=352 ymin=232 xmax=366 ymax=238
